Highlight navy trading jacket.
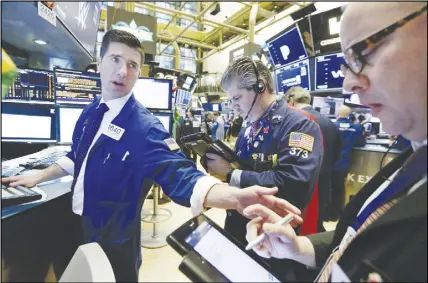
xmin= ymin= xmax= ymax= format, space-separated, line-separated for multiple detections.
xmin=224 ymin=99 xmax=324 ymax=243
xmin=333 ymin=117 xmax=367 ymax=173
xmin=66 ymin=95 xmax=205 ymax=244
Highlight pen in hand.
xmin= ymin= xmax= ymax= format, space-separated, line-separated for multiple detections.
xmin=245 ymin=213 xmax=294 ymax=251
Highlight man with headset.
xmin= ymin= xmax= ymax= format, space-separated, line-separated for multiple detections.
xmin=204 ymin=56 xmax=324 ymax=280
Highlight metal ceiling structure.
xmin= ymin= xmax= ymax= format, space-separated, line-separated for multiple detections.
xmin=98 ymin=2 xmax=312 ymax=63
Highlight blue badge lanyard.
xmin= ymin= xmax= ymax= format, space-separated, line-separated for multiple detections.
xmin=351 ymin=149 xmax=427 ymax=231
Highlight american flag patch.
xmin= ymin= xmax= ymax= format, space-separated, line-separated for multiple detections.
xmin=164 ymin=138 xmax=180 ymax=151
xmin=289 ymin=132 xmax=314 ymax=152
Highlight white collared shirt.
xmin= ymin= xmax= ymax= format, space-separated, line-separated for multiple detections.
xmin=56 ymin=93 xmax=220 ymax=215
xmin=56 ymin=93 xmax=133 ymax=215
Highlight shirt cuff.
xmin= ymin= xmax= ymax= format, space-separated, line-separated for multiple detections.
xmin=190 ymin=175 xmax=223 ymax=216
xmin=56 ymin=156 xmax=75 ymax=175
xmin=230 ymin=169 xmax=242 ymax=188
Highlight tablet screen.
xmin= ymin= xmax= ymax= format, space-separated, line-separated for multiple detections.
xmin=184 ymin=222 xmax=280 ymax=282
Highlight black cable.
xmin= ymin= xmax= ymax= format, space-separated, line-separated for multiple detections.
xmin=380 ymin=136 xmax=399 ymax=171
xmin=244 ymin=60 xmax=263 ymax=121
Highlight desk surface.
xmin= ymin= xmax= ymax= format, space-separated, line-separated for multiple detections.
xmin=354 ymin=144 xmax=401 ymax=154
xmin=366 ymin=139 xmax=391 ymax=145
xmin=2 ymin=146 xmax=72 ymax=220
xmin=1 ymin=174 xmax=72 ymax=220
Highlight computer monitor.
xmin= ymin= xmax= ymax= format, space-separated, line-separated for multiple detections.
xmin=312 ymin=96 xmax=345 ymax=117
xmin=266 ymin=26 xmax=308 ymax=69
xmin=133 ymin=78 xmax=172 ymax=110
xmin=274 ymin=59 xmax=310 ymax=96
xmin=57 ymin=107 xmax=84 ymax=144
xmin=1 ymin=103 xmax=56 ymax=142
xmin=175 ymin=89 xmax=192 ymax=106
xmin=315 ymin=52 xmax=345 ymax=91
xmin=54 ymin=68 xmax=101 ymax=105
xmin=152 ymin=112 xmax=172 ymax=134
xmin=3 ymin=68 xmax=54 ymax=102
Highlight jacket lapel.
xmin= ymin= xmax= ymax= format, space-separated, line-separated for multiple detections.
xmin=363 ymin=181 xmax=426 ymax=233
xmin=93 ymin=94 xmax=137 ymax=147
xmin=332 ymin=147 xmax=414 ymax=246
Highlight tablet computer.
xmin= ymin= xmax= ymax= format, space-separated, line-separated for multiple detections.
xmin=180 ymin=132 xmax=249 ymax=170
xmin=167 ymin=214 xmax=281 ymax=282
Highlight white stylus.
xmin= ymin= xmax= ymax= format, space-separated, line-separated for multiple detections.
xmin=245 ymin=213 xmax=294 ymax=251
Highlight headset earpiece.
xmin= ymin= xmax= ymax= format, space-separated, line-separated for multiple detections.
xmin=252 ymin=80 xmax=265 ymax=94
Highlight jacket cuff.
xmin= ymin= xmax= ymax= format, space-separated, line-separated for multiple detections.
xmin=230 ymin=169 xmax=242 ymax=188
xmin=307 ymin=231 xmax=335 ymax=267
xmin=56 ymin=156 xmax=75 ymax=175
xmin=190 ymin=175 xmax=222 ymax=216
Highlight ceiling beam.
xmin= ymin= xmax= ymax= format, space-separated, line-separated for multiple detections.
xmin=158 ymin=2 xmax=217 ymax=56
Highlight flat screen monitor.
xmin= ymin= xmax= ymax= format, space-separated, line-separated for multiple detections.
xmin=312 ymin=96 xmax=344 ymax=117
xmin=133 ymin=78 xmax=172 ymax=110
xmin=315 ymin=52 xmax=345 ymax=91
xmin=311 ymin=6 xmax=343 ymax=55
xmin=58 ymin=107 xmax=84 ymax=144
xmin=53 ymin=2 xmax=102 ymax=57
xmin=274 ymin=59 xmax=310 ymax=96
xmin=175 ymin=89 xmax=192 ymax=106
xmin=153 ymin=112 xmax=172 ymax=134
xmin=3 ymin=68 xmax=54 ymax=103
xmin=54 ymin=68 xmax=101 ymax=105
xmin=1 ymin=103 xmax=56 ymax=142
xmin=266 ymin=26 xmax=308 ymax=69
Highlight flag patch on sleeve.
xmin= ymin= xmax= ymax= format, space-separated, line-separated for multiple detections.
xmin=289 ymin=132 xmax=314 ymax=152
xmin=164 ymin=138 xmax=180 ymax=151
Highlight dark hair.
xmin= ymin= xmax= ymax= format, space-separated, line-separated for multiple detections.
xmin=187 ymin=108 xmax=195 ymax=116
xmin=100 ymin=29 xmax=145 ymax=65
xmin=358 ymin=115 xmax=365 ymax=123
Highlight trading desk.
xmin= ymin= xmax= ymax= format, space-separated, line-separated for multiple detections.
xmin=1 ymin=153 xmax=75 ymax=282
xmin=345 ymin=144 xmax=402 ymax=204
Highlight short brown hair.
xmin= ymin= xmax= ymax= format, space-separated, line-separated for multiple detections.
xmin=100 ymin=29 xmax=145 ymax=66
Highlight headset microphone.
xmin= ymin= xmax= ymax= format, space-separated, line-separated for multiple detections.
xmin=244 ymin=59 xmax=265 ymax=121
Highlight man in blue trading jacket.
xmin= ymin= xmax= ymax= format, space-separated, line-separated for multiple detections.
xmin=284 ymin=86 xmax=342 ymax=231
xmin=1 ymin=30 xmax=303 ymax=282
xmin=204 ymin=57 xmax=324 ymax=281
xmin=330 ymin=105 xmax=366 ymax=219
xmin=204 ymin=57 xmax=324 ymax=242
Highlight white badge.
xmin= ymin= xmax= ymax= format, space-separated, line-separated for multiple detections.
xmin=104 ymin=123 xmax=125 ymax=141
xmin=340 ymin=226 xmax=357 ymax=251
xmin=331 ymin=263 xmax=351 ymax=282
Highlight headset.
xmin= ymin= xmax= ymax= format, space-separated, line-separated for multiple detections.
xmin=244 ymin=59 xmax=266 ymax=120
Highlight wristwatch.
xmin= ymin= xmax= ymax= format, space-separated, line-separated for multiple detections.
xmin=226 ymin=168 xmax=234 ymax=184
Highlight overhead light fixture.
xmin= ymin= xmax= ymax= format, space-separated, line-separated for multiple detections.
xmin=210 ymin=3 xmax=221 ymax=16
xmin=34 ymin=39 xmax=48 ymax=45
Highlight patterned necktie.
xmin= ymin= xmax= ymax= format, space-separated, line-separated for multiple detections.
xmin=316 ymin=198 xmax=399 ymax=282
xmin=73 ymin=103 xmax=109 ymax=183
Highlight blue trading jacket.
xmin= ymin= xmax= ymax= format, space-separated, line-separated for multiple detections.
xmin=333 ymin=117 xmax=367 ymax=172
xmin=66 ymin=95 xmax=205 ymax=244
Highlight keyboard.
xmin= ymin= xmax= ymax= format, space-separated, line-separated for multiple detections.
xmin=19 ymin=150 xmax=68 ymax=170
xmin=2 ymin=184 xmax=43 ymax=208
xmin=1 ymin=166 xmax=26 ymax=178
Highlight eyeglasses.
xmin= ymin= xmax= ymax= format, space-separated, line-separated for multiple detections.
xmin=341 ymin=5 xmax=427 ymax=75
